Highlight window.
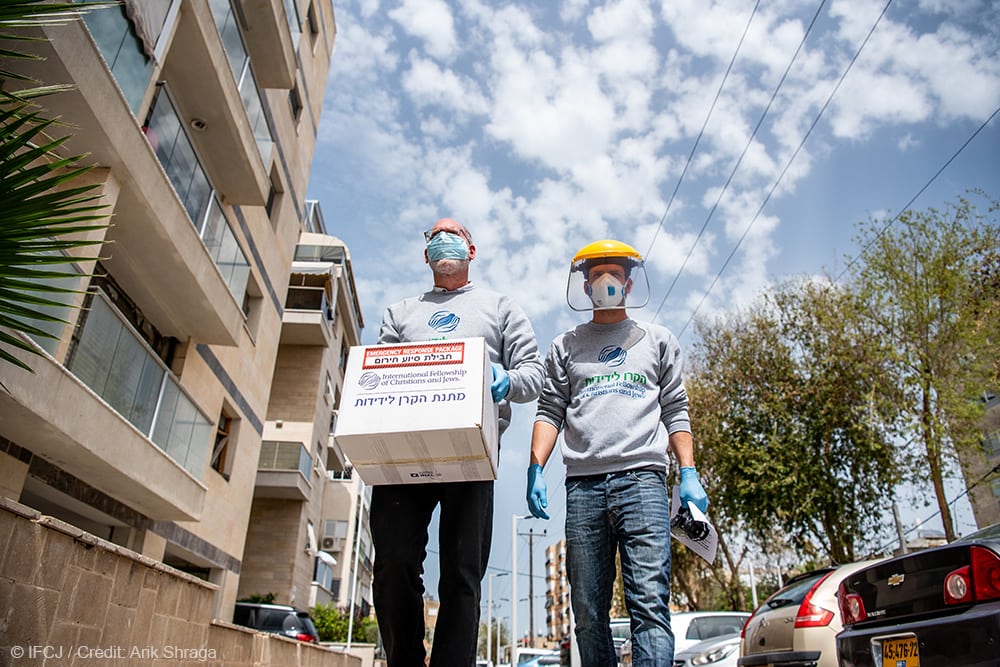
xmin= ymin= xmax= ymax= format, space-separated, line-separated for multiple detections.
xmin=144 ymin=87 xmax=213 ymax=227
xmin=983 ymin=430 xmax=1000 ymax=458
xmin=202 ymin=198 xmax=250 ymax=299
xmin=288 ymin=83 xmax=303 ymax=123
xmin=242 ymin=273 xmax=264 ymax=340
xmin=211 ymin=408 xmax=237 ymax=480
xmin=323 ymin=373 xmax=335 ymax=406
xmin=81 ymin=2 xmax=161 ymax=113
xmin=306 ymin=2 xmax=319 ymax=46
xmin=266 ymin=167 xmax=284 ymax=224
xmin=283 ymin=0 xmax=302 ymax=49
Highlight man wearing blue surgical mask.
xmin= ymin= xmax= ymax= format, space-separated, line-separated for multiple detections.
xmin=372 ymin=218 xmax=544 ymax=667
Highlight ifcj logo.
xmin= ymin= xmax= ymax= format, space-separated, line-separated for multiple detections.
xmin=428 ymin=310 xmax=460 ymax=332
xmin=358 ymin=372 xmax=380 ymax=390
xmin=599 ymin=345 xmax=627 ymax=367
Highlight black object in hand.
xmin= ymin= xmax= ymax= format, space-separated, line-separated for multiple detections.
xmin=671 ymin=505 xmax=710 ymax=541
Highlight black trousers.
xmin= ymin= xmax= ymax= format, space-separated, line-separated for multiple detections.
xmin=371 ymin=480 xmax=494 ymax=667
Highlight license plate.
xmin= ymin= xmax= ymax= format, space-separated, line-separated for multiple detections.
xmin=879 ymin=636 xmax=919 ymax=667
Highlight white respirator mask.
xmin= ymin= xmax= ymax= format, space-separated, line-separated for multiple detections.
xmin=587 ymin=273 xmax=628 ymax=309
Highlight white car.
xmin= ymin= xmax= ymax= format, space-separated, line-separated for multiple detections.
xmin=673 ymin=632 xmax=741 ymax=667
xmin=619 ymin=611 xmax=751 ymax=665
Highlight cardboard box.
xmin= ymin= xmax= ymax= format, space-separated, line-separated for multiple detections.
xmin=334 ymin=337 xmax=499 ymax=485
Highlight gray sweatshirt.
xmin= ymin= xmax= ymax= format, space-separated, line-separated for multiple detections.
xmin=378 ymin=283 xmax=544 ymax=435
xmin=535 ymin=318 xmax=691 ymax=477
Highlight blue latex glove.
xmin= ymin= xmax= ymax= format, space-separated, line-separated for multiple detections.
xmin=679 ymin=466 xmax=709 ymax=513
xmin=526 ymin=464 xmax=550 ymax=519
xmin=490 ymin=362 xmax=510 ymax=402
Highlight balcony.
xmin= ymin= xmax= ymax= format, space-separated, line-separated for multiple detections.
xmin=254 ymin=440 xmax=312 ymax=500
xmin=280 ymin=283 xmax=333 ymax=346
xmin=11 ymin=17 xmax=246 ymax=346
xmin=237 ymin=0 xmax=297 ymax=88
xmin=0 ymin=341 xmax=207 ymax=521
xmin=160 ymin=0 xmax=269 ymax=204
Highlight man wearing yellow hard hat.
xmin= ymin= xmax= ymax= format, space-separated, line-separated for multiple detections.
xmin=525 ymin=239 xmax=708 ymax=666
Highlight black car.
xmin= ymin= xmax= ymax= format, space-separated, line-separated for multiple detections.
xmin=836 ymin=522 xmax=1000 ymax=667
xmin=232 ymin=602 xmax=320 ymax=643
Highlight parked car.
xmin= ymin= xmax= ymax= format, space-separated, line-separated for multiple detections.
xmin=739 ymin=560 xmax=880 ymax=667
xmin=231 ymin=602 xmax=319 ymax=643
xmin=516 ymin=647 xmax=561 ymax=665
xmin=673 ymin=632 xmax=741 ymax=667
xmin=611 ymin=617 xmax=631 ymax=658
xmin=837 ymin=522 xmax=1000 ymax=667
xmin=619 ymin=611 xmax=751 ymax=665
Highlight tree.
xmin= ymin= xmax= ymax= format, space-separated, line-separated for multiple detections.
xmin=311 ymin=604 xmax=379 ymax=643
xmin=478 ymin=619 xmax=510 ymax=664
xmin=0 ymin=1 xmax=113 ymax=378
xmin=851 ymin=191 xmax=1000 ymax=541
xmin=690 ymin=277 xmax=903 ymax=563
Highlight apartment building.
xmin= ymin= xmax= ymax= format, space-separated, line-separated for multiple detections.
xmin=960 ymin=394 xmax=1000 ymax=529
xmin=0 ymin=0 xmax=346 ymax=621
xmin=238 ymin=201 xmax=373 ymax=617
xmin=545 ymin=539 xmax=570 ymax=643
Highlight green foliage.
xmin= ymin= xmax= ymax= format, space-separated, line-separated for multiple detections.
xmin=851 ymin=190 xmax=1000 ymax=541
xmin=0 ymin=0 xmax=114 ymax=379
xmin=310 ymin=604 xmax=378 ymax=643
xmin=691 ymin=278 xmax=903 ymax=564
xmin=477 ymin=619 xmax=509 ymax=663
xmin=237 ymin=593 xmax=276 ymax=604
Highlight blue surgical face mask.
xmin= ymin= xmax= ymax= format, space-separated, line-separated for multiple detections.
xmin=427 ymin=232 xmax=469 ymax=261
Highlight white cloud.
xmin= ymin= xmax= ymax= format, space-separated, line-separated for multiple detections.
xmin=400 ymin=52 xmax=490 ymax=115
xmin=388 ymin=0 xmax=459 ymax=61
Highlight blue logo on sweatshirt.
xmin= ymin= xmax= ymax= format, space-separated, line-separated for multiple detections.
xmin=599 ymin=345 xmax=627 ymax=367
xmin=428 ymin=310 xmax=460 ymax=332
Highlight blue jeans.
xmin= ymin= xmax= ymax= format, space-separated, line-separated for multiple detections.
xmin=565 ymin=469 xmax=674 ymax=667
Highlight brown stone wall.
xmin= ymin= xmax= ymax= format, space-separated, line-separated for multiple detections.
xmin=0 ymin=498 xmax=359 ymax=667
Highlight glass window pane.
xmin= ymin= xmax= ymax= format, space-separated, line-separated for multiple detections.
xmin=68 ymin=296 xmax=121 ymax=395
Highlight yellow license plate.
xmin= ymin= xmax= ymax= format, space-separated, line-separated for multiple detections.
xmin=880 ymin=636 xmax=919 ymax=667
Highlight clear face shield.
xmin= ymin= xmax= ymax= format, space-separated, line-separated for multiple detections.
xmin=566 ymin=256 xmax=650 ymax=312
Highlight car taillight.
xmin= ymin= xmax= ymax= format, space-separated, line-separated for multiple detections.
xmin=946 ymin=546 xmax=1000 ymax=605
xmin=296 ymin=633 xmax=317 ymax=642
xmin=794 ymin=571 xmax=835 ymax=628
xmin=740 ymin=610 xmax=756 ymax=639
xmin=838 ymin=589 xmax=866 ymax=625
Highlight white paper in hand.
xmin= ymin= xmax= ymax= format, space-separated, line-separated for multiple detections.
xmin=670 ymin=485 xmax=719 ymax=564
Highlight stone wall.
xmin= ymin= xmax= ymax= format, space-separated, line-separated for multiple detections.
xmin=0 ymin=498 xmax=360 ymax=667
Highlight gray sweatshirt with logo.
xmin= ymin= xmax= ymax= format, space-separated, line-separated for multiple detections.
xmin=535 ymin=318 xmax=691 ymax=477
xmin=378 ymin=283 xmax=544 ymax=436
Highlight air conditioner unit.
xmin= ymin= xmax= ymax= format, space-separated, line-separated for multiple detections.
xmin=321 ymin=536 xmax=344 ymax=552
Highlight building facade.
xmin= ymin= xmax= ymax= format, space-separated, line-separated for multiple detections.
xmin=237 ymin=202 xmax=372 ymax=617
xmin=0 ymin=0 xmax=355 ymax=622
xmin=545 ymin=539 xmax=570 ymax=643
xmin=960 ymin=394 xmax=1000 ymax=530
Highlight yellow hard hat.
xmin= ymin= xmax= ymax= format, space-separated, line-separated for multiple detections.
xmin=571 ymin=239 xmax=643 ymax=272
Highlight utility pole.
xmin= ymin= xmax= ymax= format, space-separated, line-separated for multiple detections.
xmin=893 ymin=502 xmax=908 ymax=555
xmin=528 ymin=528 xmax=535 ymax=648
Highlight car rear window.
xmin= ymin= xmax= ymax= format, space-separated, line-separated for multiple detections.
xmin=688 ymin=616 xmax=749 ymax=640
xmin=765 ymin=570 xmax=832 ymax=609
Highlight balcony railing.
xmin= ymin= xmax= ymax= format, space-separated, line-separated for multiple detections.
xmin=80 ymin=0 xmax=172 ymax=113
xmin=285 ymin=286 xmax=333 ymax=321
xmin=66 ymin=290 xmax=213 ymax=478
xmin=210 ymin=0 xmax=275 ymax=165
xmin=259 ymin=440 xmax=311 ymax=479
xmin=144 ymin=88 xmax=250 ymax=300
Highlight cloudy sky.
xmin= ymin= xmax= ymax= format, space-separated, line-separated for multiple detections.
xmin=308 ymin=0 xmax=999 ymax=638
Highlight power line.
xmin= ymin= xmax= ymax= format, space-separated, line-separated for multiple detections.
xmin=643 ymin=0 xmax=761 ymax=262
xmin=652 ymin=0 xmax=829 ymax=323
xmin=833 ymin=104 xmax=1000 ymax=284
xmin=873 ymin=460 xmax=1000 ymax=555
xmin=675 ymin=0 xmax=894 ymax=338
